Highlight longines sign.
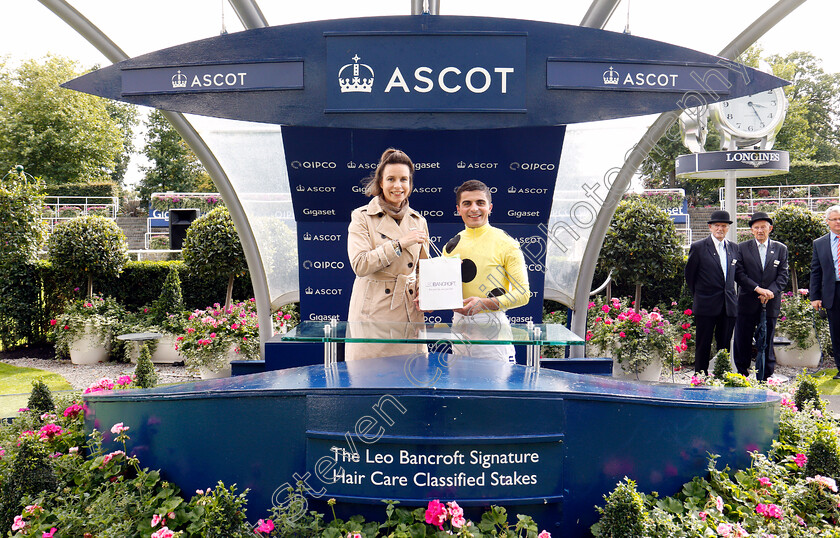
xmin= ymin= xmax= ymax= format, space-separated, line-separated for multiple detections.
xmin=325 ymin=35 xmax=526 ymax=112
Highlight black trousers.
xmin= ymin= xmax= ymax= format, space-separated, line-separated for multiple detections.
xmin=733 ymin=311 xmax=778 ymax=380
xmin=825 ymin=285 xmax=840 ymax=371
xmin=694 ymin=313 xmax=736 ymax=374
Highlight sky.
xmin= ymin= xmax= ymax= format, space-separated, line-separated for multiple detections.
xmin=1 ymin=0 xmax=838 ymax=186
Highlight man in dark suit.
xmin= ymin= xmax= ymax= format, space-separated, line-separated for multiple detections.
xmin=732 ymin=212 xmax=789 ymax=381
xmin=685 ymin=210 xmax=744 ymax=374
xmin=810 ymin=205 xmax=840 ymax=379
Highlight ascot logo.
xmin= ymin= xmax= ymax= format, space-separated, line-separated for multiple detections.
xmin=304 ymin=233 xmax=342 ymax=242
xmin=171 ymin=70 xmax=187 ymax=88
xmin=603 ymin=66 xmax=620 ymax=85
xmin=339 ymin=55 xmax=374 ymax=93
xmin=305 ymin=287 xmax=343 ymax=295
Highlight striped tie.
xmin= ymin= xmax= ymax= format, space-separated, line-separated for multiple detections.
xmin=836 ymin=236 xmax=840 ymax=280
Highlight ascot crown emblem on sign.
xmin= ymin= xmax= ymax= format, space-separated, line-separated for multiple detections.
xmin=339 ymin=55 xmax=374 ymax=93
xmin=171 ymin=70 xmax=187 ymax=89
xmin=602 ymin=66 xmax=619 ymax=85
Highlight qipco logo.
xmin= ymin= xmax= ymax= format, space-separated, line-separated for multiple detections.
xmin=509 ymin=162 xmax=556 ymax=171
xmin=290 ymin=160 xmax=337 ymax=170
xmin=302 ymin=260 xmax=346 ymax=270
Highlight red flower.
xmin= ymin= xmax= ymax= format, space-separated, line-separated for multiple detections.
xmin=49 ymin=319 xmax=57 ymax=326
xmin=681 ymin=323 xmax=690 ymax=330
xmin=683 ymin=309 xmax=692 ymax=316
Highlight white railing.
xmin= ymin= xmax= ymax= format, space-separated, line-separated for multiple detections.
xmin=720 ymin=183 xmax=840 ymax=240
xmin=41 ymin=196 xmax=119 ymax=231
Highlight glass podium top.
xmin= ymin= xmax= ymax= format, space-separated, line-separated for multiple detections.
xmin=283 ymin=321 xmax=585 ymax=346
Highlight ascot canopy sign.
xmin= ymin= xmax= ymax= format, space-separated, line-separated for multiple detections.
xmin=64 ymin=15 xmax=786 ymax=130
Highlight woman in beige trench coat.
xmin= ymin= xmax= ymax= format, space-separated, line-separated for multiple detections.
xmin=345 ymin=149 xmax=429 ymax=361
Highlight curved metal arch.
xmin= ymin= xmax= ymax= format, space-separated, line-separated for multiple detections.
xmin=38 ymin=0 xmax=275 ymax=358
xmin=228 ymin=0 xmax=268 ymax=28
xmin=569 ymin=0 xmax=808 ymax=356
xmin=579 ymin=0 xmax=621 ymax=28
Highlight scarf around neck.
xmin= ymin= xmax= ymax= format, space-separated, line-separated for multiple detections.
xmin=378 ymin=196 xmax=409 ymax=223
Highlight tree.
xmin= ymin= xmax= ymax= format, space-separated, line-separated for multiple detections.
xmin=47 ymin=216 xmax=129 ymax=297
xmin=107 ymin=101 xmax=139 ymax=185
xmin=0 ymin=56 xmax=127 ymax=184
xmin=768 ymin=51 xmax=840 ymax=162
xmin=771 ymin=205 xmax=826 ymax=292
xmin=138 ymin=110 xmax=211 ymax=203
xmin=181 ymin=207 xmax=246 ymax=308
xmin=599 ymin=199 xmax=683 ymax=311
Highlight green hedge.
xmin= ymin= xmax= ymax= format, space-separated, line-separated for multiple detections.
xmin=738 ymin=161 xmax=840 ymax=187
xmin=44 ymin=182 xmax=120 ymax=198
xmin=593 ymin=254 xmax=688 ymax=310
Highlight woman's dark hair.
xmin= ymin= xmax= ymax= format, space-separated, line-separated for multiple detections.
xmin=363 ymin=148 xmax=415 ymax=198
xmin=455 ymin=179 xmax=492 ymax=205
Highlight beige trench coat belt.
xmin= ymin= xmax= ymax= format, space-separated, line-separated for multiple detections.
xmin=359 ymin=273 xmax=417 ymax=311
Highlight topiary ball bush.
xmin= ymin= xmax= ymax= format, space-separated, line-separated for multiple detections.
xmin=593 ymin=477 xmax=650 ymax=538
xmin=27 ymin=379 xmax=55 ymax=414
xmin=182 ymin=207 xmax=246 ymax=308
xmin=47 ymin=215 xmax=128 ymax=297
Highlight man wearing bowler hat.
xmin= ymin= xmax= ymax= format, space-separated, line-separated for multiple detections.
xmin=732 ymin=212 xmax=788 ymax=380
xmin=685 ymin=210 xmax=746 ymax=373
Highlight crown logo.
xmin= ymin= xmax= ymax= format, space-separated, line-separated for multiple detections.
xmin=338 ymin=55 xmax=374 ymax=93
xmin=171 ymin=70 xmax=187 ymax=89
xmin=305 ymin=286 xmax=314 ymax=295
xmin=346 ymin=161 xmax=357 ymax=169
xmin=296 ymin=185 xmax=305 ymax=192
xmin=303 ymin=232 xmax=312 ymax=240
xmin=508 ymin=186 xmax=517 ymax=193
xmin=456 ymin=161 xmax=466 ymax=169
xmin=602 ymin=66 xmax=620 ymax=85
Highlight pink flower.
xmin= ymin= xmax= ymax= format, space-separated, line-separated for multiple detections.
xmin=601 ymin=305 xmax=610 ymax=313
xmin=151 ymin=514 xmax=162 ymax=527
xmin=49 ymin=319 xmax=57 ymax=326
xmin=102 ymin=450 xmax=125 ymax=465
xmin=758 ymin=476 xmax=772 ymax=487
xmin=63 ymin=403 xmax=85 ymax=418
xmin=794 ymin=453 xmax=807 ymax=467
xmin=756 ymin=502 xmax=783 ymax=519
xmin=151 ymin=527 xmax=174 ymax=538
xmin=619 ymin=331 xmax=626 ymax=338
xmin=690 ymin=375 xmax=703 ymax=386
xmin=283 ymin=314 xmax=291 ymax=320
xmin=717 ymin=522 xmax=733 ymax=536
xmin=116 ymin=375 xmax=133 ymax=386
xmin=42 ymin=528 xmax=57 ymax=538
xmin=714 ymin=495 xmax=724 ymax=512
xmin=110 ymin=422 xmax=129 ymax=435
xmin=346 ymin=534 xmax=362 ymax=538
xmin=255 ymin=519 xmax=275 ymax=532
xmin=684 ymin=309 xmax=692 ymax=315
xmin=538 ymin=532 xmax=551 ymax=538
xmin=11 ymin=515 xmax=25 ymax=531
xmin=38 ymin=423 xmax=63 ymax=440
xmin=699 ymin=511 xmax=707 ymax=520
xmin=447 ymin=501 xmax=465 ymax=528
xmin=25 ymin=504 xmax=41 ymax=515
xmin=424 ymin=499 xmax=447 ymax=529
xmin=807 ymin=475 xmax=838 ymax=492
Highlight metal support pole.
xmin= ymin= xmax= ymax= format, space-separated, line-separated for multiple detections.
xmin=725 ymin=170 xmax=738 ymax=244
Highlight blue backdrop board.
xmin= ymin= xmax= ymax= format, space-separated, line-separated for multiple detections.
xmin=286 ymin=126 xmax=558 ymax=324
xmin=85 ymin=357 xmax=780 ymax=536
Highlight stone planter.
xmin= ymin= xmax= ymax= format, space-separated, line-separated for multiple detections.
xmin=775 ymin=341 xmax=821 ymax=369
xmin=612 ymin=355 xmax=663 ymax=382
xmin=128 ymin=334 xmax=182 ymax=364
xmin=69 ymin=324 xmax=109 ymax=365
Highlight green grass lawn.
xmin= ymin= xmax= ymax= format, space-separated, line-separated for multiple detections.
xmin=0 ymin=362 xmax=72 ymax=417
xmin=811 ymin=368 xmax=840 ymax=395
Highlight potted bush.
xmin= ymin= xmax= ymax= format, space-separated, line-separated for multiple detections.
xmin=50 ymin=295 xmax=124 ymax=364
xmin=177 ymin=299 xmax=260 ymax=378
xmin=58 ymin=205 xmax=82 ymax=218
xmin=181 ymin=206 xmax=246 ymax=309
xmin=142 ymin=265 xmax=187 ymax=363
xmin=588 ymin=297 xmax=683 ymax=381
xmin=772 ymin=206 xmax=826 ymax=292
xmin=48 ymin=216 xmax=129 ymax=363
xmin=85 ymin=205 xmax=110 ymax=217
xmin=775 ymin=290 xmax=826 ymax=368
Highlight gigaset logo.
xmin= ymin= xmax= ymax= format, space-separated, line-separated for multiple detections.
xmin=302 ymin=260 xmax=345 ymax=270
xmin=302 ymin=209 xmax=336 ymax=217
xmin=508 ymin=210 xmax=540 ymax=219
xmin=309 ymin=313 xmax=340 ymax=321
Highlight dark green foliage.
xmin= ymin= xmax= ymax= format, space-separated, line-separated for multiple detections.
xmin=152 ymin=265 xmax=184 ymax=325
xmin=0 ymin=439 xmax=58 ymax=533
xmin=794 ymin=374 xmax=822 ymax=412
xmin=593 ymin=477 xmax=649 ymax=538
xmin=134 ymin=343 xmax=158 ymax=389
xmin=712 ymin=349 xmax=733 ymax=378
xmin=27 ymin=379 xmax=55 ymax=414
xmin=772 ymin=206 xmax=827 ymax=292
xmin=47 ymin=215 xmax=129 ymax=297
xmin=43 ymin=182 xmax=120 ymax=198
xmin=805 ymin=433 xmax=840 ymax=479
xmin=599 ymin=199 xmax=683 ymax=310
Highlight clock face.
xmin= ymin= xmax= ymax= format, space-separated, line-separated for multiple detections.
xmin=715 ymin=88 xmax=787 ymax=138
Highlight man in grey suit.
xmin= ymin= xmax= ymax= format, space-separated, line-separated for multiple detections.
xmin=810 ymin=205 xmax=840 ymax=379
xmin=732 ymin=212 xmax=788 ymax=381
